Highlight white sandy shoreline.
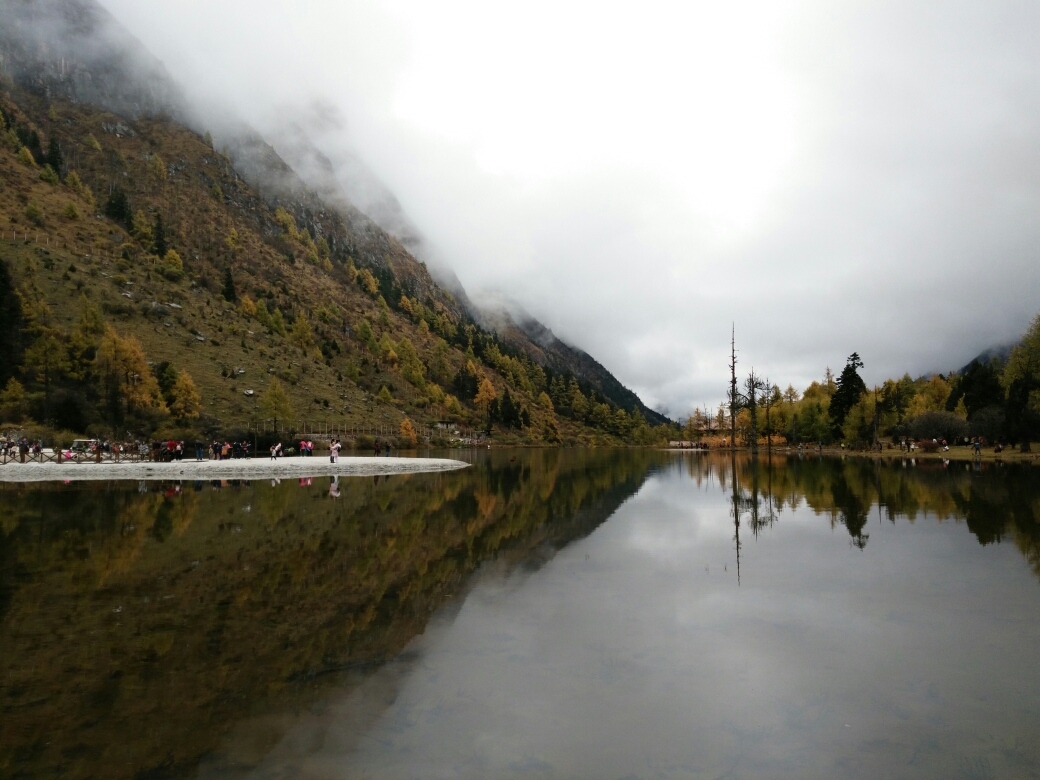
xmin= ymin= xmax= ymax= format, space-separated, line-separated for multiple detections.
xmin=0 ymin=455 xmax=469 ymax=483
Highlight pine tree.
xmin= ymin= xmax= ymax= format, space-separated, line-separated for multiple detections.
xmin=0 ymin=259 xmax=25 ymax=388
xmin=500 ymin=388 xmax=518 ymax=428
xmin=830 ymin=353 xmax=867 ymax=435
xmin=221 ymin=266 xmax=237 ymax=302
xmin=152 ymin=214 xmax=168 ymax=257
xmin=104 ymin=188 xmax=132 ymax=229
xmin=46 ymin=136 xmax=64 ymax=175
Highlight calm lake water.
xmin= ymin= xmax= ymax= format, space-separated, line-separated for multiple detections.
xmin=1 ymin=450 xmax=1039 ymax=780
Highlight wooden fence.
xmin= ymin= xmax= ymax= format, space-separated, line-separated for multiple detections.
xmin=0 ymin=448 xmax=150 ymax=465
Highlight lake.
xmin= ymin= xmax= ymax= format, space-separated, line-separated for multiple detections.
xmin=1 ymin=450 xmax=1038 ymax=779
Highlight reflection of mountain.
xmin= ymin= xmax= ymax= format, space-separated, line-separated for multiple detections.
xmin=678 ymin=452 xmax=1040 ymax=565
xmin=0 ymin=449 xmax=663 ymax=780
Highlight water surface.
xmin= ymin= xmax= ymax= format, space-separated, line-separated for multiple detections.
xmin=1 ymin=451 xmax=1038 ymax=779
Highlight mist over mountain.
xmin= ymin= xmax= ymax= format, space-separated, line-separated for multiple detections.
xmin=0 ymin=0 xmax=665 ymax=440
xmin=0 ymin=0 xmax=186 ymax=119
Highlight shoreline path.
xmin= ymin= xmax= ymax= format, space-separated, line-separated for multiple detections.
xmin=0 ymin=455 xmax=470 ymax=483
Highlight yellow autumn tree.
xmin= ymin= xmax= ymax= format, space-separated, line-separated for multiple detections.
xmin=132 ymin=210 xmax=153 ymax=243
xmin=475 ymin=377 xmax=497 ymax=422
xmin=260 ymin=377 xmax=293 ymax=431
xmin=291 ymin=311 xmax=315 ymax=352
xmin=538 ymin=391 xmax=554 ymax=414
xmin=400 ymin=418 xmax=418 ymax=447
xmin=170 ymin=371 xmax=202 ymax=420
xmin=149 ymin=154 xmax=167 ymax=182
xmin=162 ymin=249 xmax=184 ymax=280
xmin=445 ymin=394 xmax=462 ymax=416
xmin=358 ymin=268 xmax=380 ymax=296
xmin=96 ymin=327 xmax=166 ymax=413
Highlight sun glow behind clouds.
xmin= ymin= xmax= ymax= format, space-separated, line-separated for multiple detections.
xmin=390 ymin=0 xmax=797 ymax=232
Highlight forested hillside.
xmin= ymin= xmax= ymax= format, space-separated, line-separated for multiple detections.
xmin=0 ymin=0 xmax=677 ymax=448
xmin=0 ymin=85 xmax=672 ymax=446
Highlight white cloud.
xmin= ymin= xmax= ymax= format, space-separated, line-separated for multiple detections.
xmin=101 ymin=0 xmax=1040 ymax=415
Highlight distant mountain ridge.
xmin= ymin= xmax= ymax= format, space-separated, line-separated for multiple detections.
xmin=471 ymin=296 xmax=670 ymax=425
xmin=960 ymin=342 xmax=1018 ymax=374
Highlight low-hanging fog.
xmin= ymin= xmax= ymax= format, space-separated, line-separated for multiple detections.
xmin=99 ymin=0 xmax=1040 ymax=417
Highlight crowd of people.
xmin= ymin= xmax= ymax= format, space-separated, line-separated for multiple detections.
xmin=3 ymin=435 xmax=402 ymax=465
xmin=1 ymin=437 xmax=43 ymax=462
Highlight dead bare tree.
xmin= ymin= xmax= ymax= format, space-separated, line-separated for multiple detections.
xmin=729 ymin=324 xmax=739 ymax=450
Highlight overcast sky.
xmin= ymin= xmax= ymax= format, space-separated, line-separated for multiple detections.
xmin=100 ymin=0 xmax=1040 ymax=417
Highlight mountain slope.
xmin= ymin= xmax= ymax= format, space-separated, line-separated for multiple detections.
xmin=0 ymin=0 xmax=673 ymax=445
xmin=258 ymin=120 xmax=669 ymax=424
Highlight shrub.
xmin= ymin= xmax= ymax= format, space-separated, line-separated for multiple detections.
xmin=62 ymin=202 xmax=80 ymax=220
xmin=899 ymin=411 xmax=969 ymax=442
xmin=39 ymin=164 xmax=59 ymax=184
xmin=24 ymin=201 xmax=43 ymax=225
xmin=162 ymin=249 xmax=184 ymax=281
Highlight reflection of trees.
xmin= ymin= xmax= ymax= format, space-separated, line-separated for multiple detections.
xmin=685 ymin=453 xmax=1040 ymax=562
xmin=0 ymin=449 xmax=666 ymax=780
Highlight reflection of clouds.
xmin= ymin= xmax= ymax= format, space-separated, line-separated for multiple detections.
xmin=620 ymin=473 xmax=729 ymax=557
xmin=230 ymin=466 xmax=1040 ymax=780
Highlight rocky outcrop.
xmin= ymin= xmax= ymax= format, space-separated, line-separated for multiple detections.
xmin=0 ymin=0 xmax=187 ymax=119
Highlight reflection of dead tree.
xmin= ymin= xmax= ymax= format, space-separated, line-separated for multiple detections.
xmin=748 ymin=456 xmax=783 ymax=539
xmin=747 ymin=455 xmax=766 ymax=538
xmin=731 ymin=451 xmax=741 ymax=586
xmin=765 ymin=456 xmax=781 ymax=527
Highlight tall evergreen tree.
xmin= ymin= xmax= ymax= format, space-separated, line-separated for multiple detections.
xmin=0 ymin=259 xmax=25 ymax=388
xmin=152 ymin=213 xmax=168 ymax=257
xmin=45 ymin=136 xmax=64 ymax=176
xmin=221 ymin=266 xmax=237 ymax=302
xmin=104 ymin=188 xmax=132 ymax=229
xmin=830 ymin=353 xmax=867 ymax=435
xmin=947 ymin=359 xmax=1005 ymax=418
